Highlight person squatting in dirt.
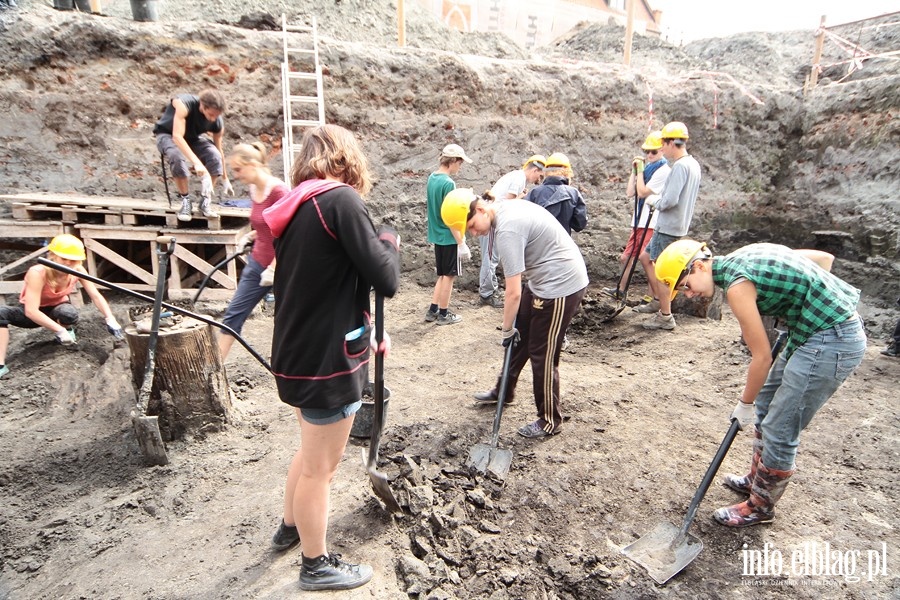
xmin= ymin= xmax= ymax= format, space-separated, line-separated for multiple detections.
xmin=0 ymin=234 xmax=124 ymax=380
xmin=634 ymin=121 xmax=701 ymax=331
xmin=477 ymin=154 xmax=547 ymax=308
xmin=654 ymin=240 xmax=866 ymax=527
xmin=216 ymin=141 xmax=288 ymax=360
xmin=261 ymin=124 xmax=400 ymax=592
xmin=524 ymin=152 xmax=587 ymax=235
xmin=153 ymin=89 xmax=233 ymax=222
xmin=603 ymin=131 xmax=671 ymax=303
xmin=443 ymin=189 xmax=589 ymax=438
xmin=424 ymin=143 xmax=473 ymax=326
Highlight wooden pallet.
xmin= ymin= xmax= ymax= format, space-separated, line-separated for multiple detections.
xmin=0 ymin=219 xmax=67 ymax=295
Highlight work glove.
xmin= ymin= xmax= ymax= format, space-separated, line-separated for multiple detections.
xmin=632 ymin=156 xmax=645 ymax=175
xmin=645 ymin=195 xmax=658 ymax=209
xmin=377 ymin=224 xmax=400 ymax=252
xmin=200 ymin=173 xmax=214 ymax=200
xmin=370 ymin=328 xmax=392 ymax=358
xmin=259 ymin=266 xmax=275 ymax=287
xmin=221 ymin=179 xmax=235 ymax=197
xmin=501 ymin=327 xmax=519 ymax=348
xmin=458 ymin=242 xmax=471 ymax=262
xmin=55 ymin=328 xmax=76 ymax=346
xmin=106 ymin=318 xmax=125 ymax=341
xmin=731 ymin=401 xmax=756 ymax=430
xmin=236 ymin=232 xmax=255 ymax=254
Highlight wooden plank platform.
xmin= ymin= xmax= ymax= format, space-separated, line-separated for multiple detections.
xmin=0 ymin=193 xmax=252 ymax=302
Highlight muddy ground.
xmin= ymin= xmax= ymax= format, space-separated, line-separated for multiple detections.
xmin=1 ymin=1 xmax=899 ymax=599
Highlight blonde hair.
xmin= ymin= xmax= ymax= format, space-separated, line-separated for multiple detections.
xmin=290 ymin=124 xmax=372 ymax=196
xmin=230 ymin=141 xmax=269 ymax=171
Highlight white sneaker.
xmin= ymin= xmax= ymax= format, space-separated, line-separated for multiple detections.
xmin=199 ymin=197 xmax=218 ymax=218
xmin=642 ymin=311 xmax=676 ymax=330
xmin=633 ymin=298 xmax=660 ymax=313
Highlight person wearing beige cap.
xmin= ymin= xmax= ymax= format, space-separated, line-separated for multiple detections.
xmin=424 ymin=144 xmax=473 ymax=325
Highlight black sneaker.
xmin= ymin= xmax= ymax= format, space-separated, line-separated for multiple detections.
xmin=473 ymin=389 xmax=498 ymax=404
xmin=271 ymin=520 xmax=299 ymax=551
xmin=299 ymin=554 xmax=373 ymax=591
xmin=881 ymin=343 xmax=898 ymax=358
xmin=199 ymin=197 xmax=218 ymax=218
xmin=601 ymin=287 xmax=624 ymax=301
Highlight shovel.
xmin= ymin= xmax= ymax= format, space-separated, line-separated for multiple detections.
xmin=131 ymin=235 xmax=176 ymax=467
xmin=466 ymin=328 xmax=518 ymax=480
xmin=623 ymin=331 xmax=787 ymax=584
xmin=602 ymin=192 xmax=654 ymax=323
xmin=360 ymin=293 xmax=403 ymax=514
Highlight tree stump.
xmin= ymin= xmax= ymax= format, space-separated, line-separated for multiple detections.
xmin=125 ymin=316 xmax=231 ymax=441
xmin=672 ymin=286 xmax=724 ymax=320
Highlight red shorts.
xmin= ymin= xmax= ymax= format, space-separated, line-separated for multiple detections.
xmin=621 ymin=227 xmax=653 ymax=260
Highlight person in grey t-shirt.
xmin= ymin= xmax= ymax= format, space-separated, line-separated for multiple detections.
xmin=447 ymin=194 xmax=589 ymax=438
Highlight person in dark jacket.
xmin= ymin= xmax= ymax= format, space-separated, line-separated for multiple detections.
xmin=524 ymin=152 xmax=587 ymax=235
xmin=262 ymin=124 xmax=400 ymax=591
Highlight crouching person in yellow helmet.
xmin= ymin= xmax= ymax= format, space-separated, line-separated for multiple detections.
xmin=655 ymin=240 xmax=866 ymax=527
xmin=0 ymin=234 xmax=124 ymax=379
xmin=444 ymin=189 xmax=589 ymax=438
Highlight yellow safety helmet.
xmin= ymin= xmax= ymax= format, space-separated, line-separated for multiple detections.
xmin=641 ymin=130 xmax=664 ymax=151
xmin=522 ymin=154 xmax=547 ymax=170
xmin=441 ymin=187 xmax=477 ymax=238
xmin=654 ymin=239 xmax=709 ymax=299
xmin=47 ymin=234 xmax=86 ymax=261
xmin=545 ymin=152 xmax=571 ymax=169
xmin=661 ymin=121 xmax=689 ymax=141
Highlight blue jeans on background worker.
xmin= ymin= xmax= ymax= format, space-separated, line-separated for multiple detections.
xmin=221 ymin=256 xmax=271 ymax=335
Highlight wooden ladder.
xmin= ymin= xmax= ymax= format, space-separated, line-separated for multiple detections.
xmin=281 ymin=14 xmax=326 ymax=178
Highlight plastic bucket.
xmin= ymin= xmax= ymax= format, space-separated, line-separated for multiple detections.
xmin=349 ymin=384 xmax=391 ymax=438
xmin=53 ymin=0 xmax=75 ymax=9
xmin=130 ymin=0 xmax=159 ymax=22
xmin=74 ymin=0 xmax=92 ymax=10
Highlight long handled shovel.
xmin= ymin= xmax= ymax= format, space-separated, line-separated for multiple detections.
xmin=622 ymin=331 xmax=787 ymax=584
xmin=130 ymin=235 xmax=175 ymax=466
xmin=361 ymin=293 xmax=403 ymax=514
xmin=37 ymin=258 xmax=272 ymax=372
xmin=466 ymin=329 xmax=518 ymax=480
xmin=602 ymin=192 xmax=654 ymax=323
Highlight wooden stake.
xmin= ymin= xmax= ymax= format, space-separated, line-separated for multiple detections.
xmin=809 ymin=15 xmax=827 ymax=90
xmin=398 ymin=0 xmax=406 ymax=47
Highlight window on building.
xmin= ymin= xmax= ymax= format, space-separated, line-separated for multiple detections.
xmin=608 ymin=0 xmax=626 ymax=10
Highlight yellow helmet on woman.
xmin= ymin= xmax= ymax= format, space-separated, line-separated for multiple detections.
xmin=545 ymin=152 xmax=571 ymax=169
xmin=641 ymin=131 xmax=664 ymax=151
xmin=47 ymin=234 xmax=86 ymax=261
xmin=441 ymin=188 xmax=477 ymax=238
xmin=654 ymin=239 xmax=709 ymax=299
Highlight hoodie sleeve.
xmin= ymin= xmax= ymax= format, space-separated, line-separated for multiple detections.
xmin=570 ymin=188 xmax=587 ymax=233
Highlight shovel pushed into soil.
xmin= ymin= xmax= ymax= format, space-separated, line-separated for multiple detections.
xmin=466 ymin=329 xmax=518 ymax=480
xmin=601 ymin=195 xmax=654 ymax=323
xmin=361 ymin=293 xmax=403 ymax=514
xmin=623 ymin=331 xmax=787 ymax=584
xmin=131 ymin=236 xmax=176 ymax=466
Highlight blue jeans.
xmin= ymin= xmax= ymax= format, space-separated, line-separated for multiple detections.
xmin=756 ymin=316 xmax=866 ymax=470
xmin=221 ymin=256 xmax=271 ymax=336
xmin=478 ymin=234 xmax=499 ymax=298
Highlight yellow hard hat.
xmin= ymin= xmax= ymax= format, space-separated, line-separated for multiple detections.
xmin=641 ymin=131 xmax=664 ymax=151
xmin=654 ymin=239 xmax=708 ymax=300
xmin=661 ymin=121 xmax=689 ymax=141
xmin=47 ymin=234 xmax=86 ymax=261
xmin=441 ymin=188 xmax=477 ymax=238
xmin=523 ymin=154 xmax=547 ymax=170
xmin=545 ymin=152 xmax=571 ymax=169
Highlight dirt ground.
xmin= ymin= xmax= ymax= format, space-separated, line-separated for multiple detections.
xmin=1 ymin=1 xmax=899 ymax=598
xmin=0 ymin=278 xmax=897 ymax=599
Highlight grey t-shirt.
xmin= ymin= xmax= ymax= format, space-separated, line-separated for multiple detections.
xmin=655 ymin=154 xmax=701 ymax=236
xmin=493 ymin=201 xmax=589 ymax=299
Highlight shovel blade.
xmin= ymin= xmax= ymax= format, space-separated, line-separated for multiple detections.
xmin=486 ymin=448 xmax=513 ymax=480
xmin=622 ymin=522 xmax=703 ymax=585
xmin=465 ymin=443 xmax=491 ymax=473
xmin=601 ymin=301 xmax=627 ymax=323
xmin=131 ymin=412 xmax=169 ymax=466
xmin=360 ymin=447 xmax=403 ymax=514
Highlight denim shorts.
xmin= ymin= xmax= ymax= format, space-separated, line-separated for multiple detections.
xmin=647 ymin=231 xmax=681 ymax=261
xmin=300 ymin=400 xmax=362 ymax=425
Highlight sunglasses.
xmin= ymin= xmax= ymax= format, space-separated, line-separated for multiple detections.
xmin=645 ymin=149 xmax=660 ymax=156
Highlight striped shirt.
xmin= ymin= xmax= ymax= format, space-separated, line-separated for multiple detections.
xmin=712 ymin=243 xmax=860 ymax=357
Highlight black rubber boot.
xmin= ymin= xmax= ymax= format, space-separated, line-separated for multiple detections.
xmin=299 ymin=553 xmax=373 ymax=591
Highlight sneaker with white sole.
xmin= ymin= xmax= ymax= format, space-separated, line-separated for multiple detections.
xmin=633 ymin=298 xmax=660 ymax=313
xmin=177 ymin=196 xmax=193 ymax=222
xmin=299 ymin=554 xmax=373 ymax=591
xmin=424 ymin=308 xmax=438 ymax=322
xmin=642 ymin=311 xmax=676 ymax=330
xmin=0 ymin=365 xmax=9 ymax=379
xmin=436 ymin=311 xmax=462 ymax=325
xmin=199 ymin=197 xmax=218 ymax=218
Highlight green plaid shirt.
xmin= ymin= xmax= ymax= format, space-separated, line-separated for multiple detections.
xmin=712 ymin=243 xmax=860 ymax=357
